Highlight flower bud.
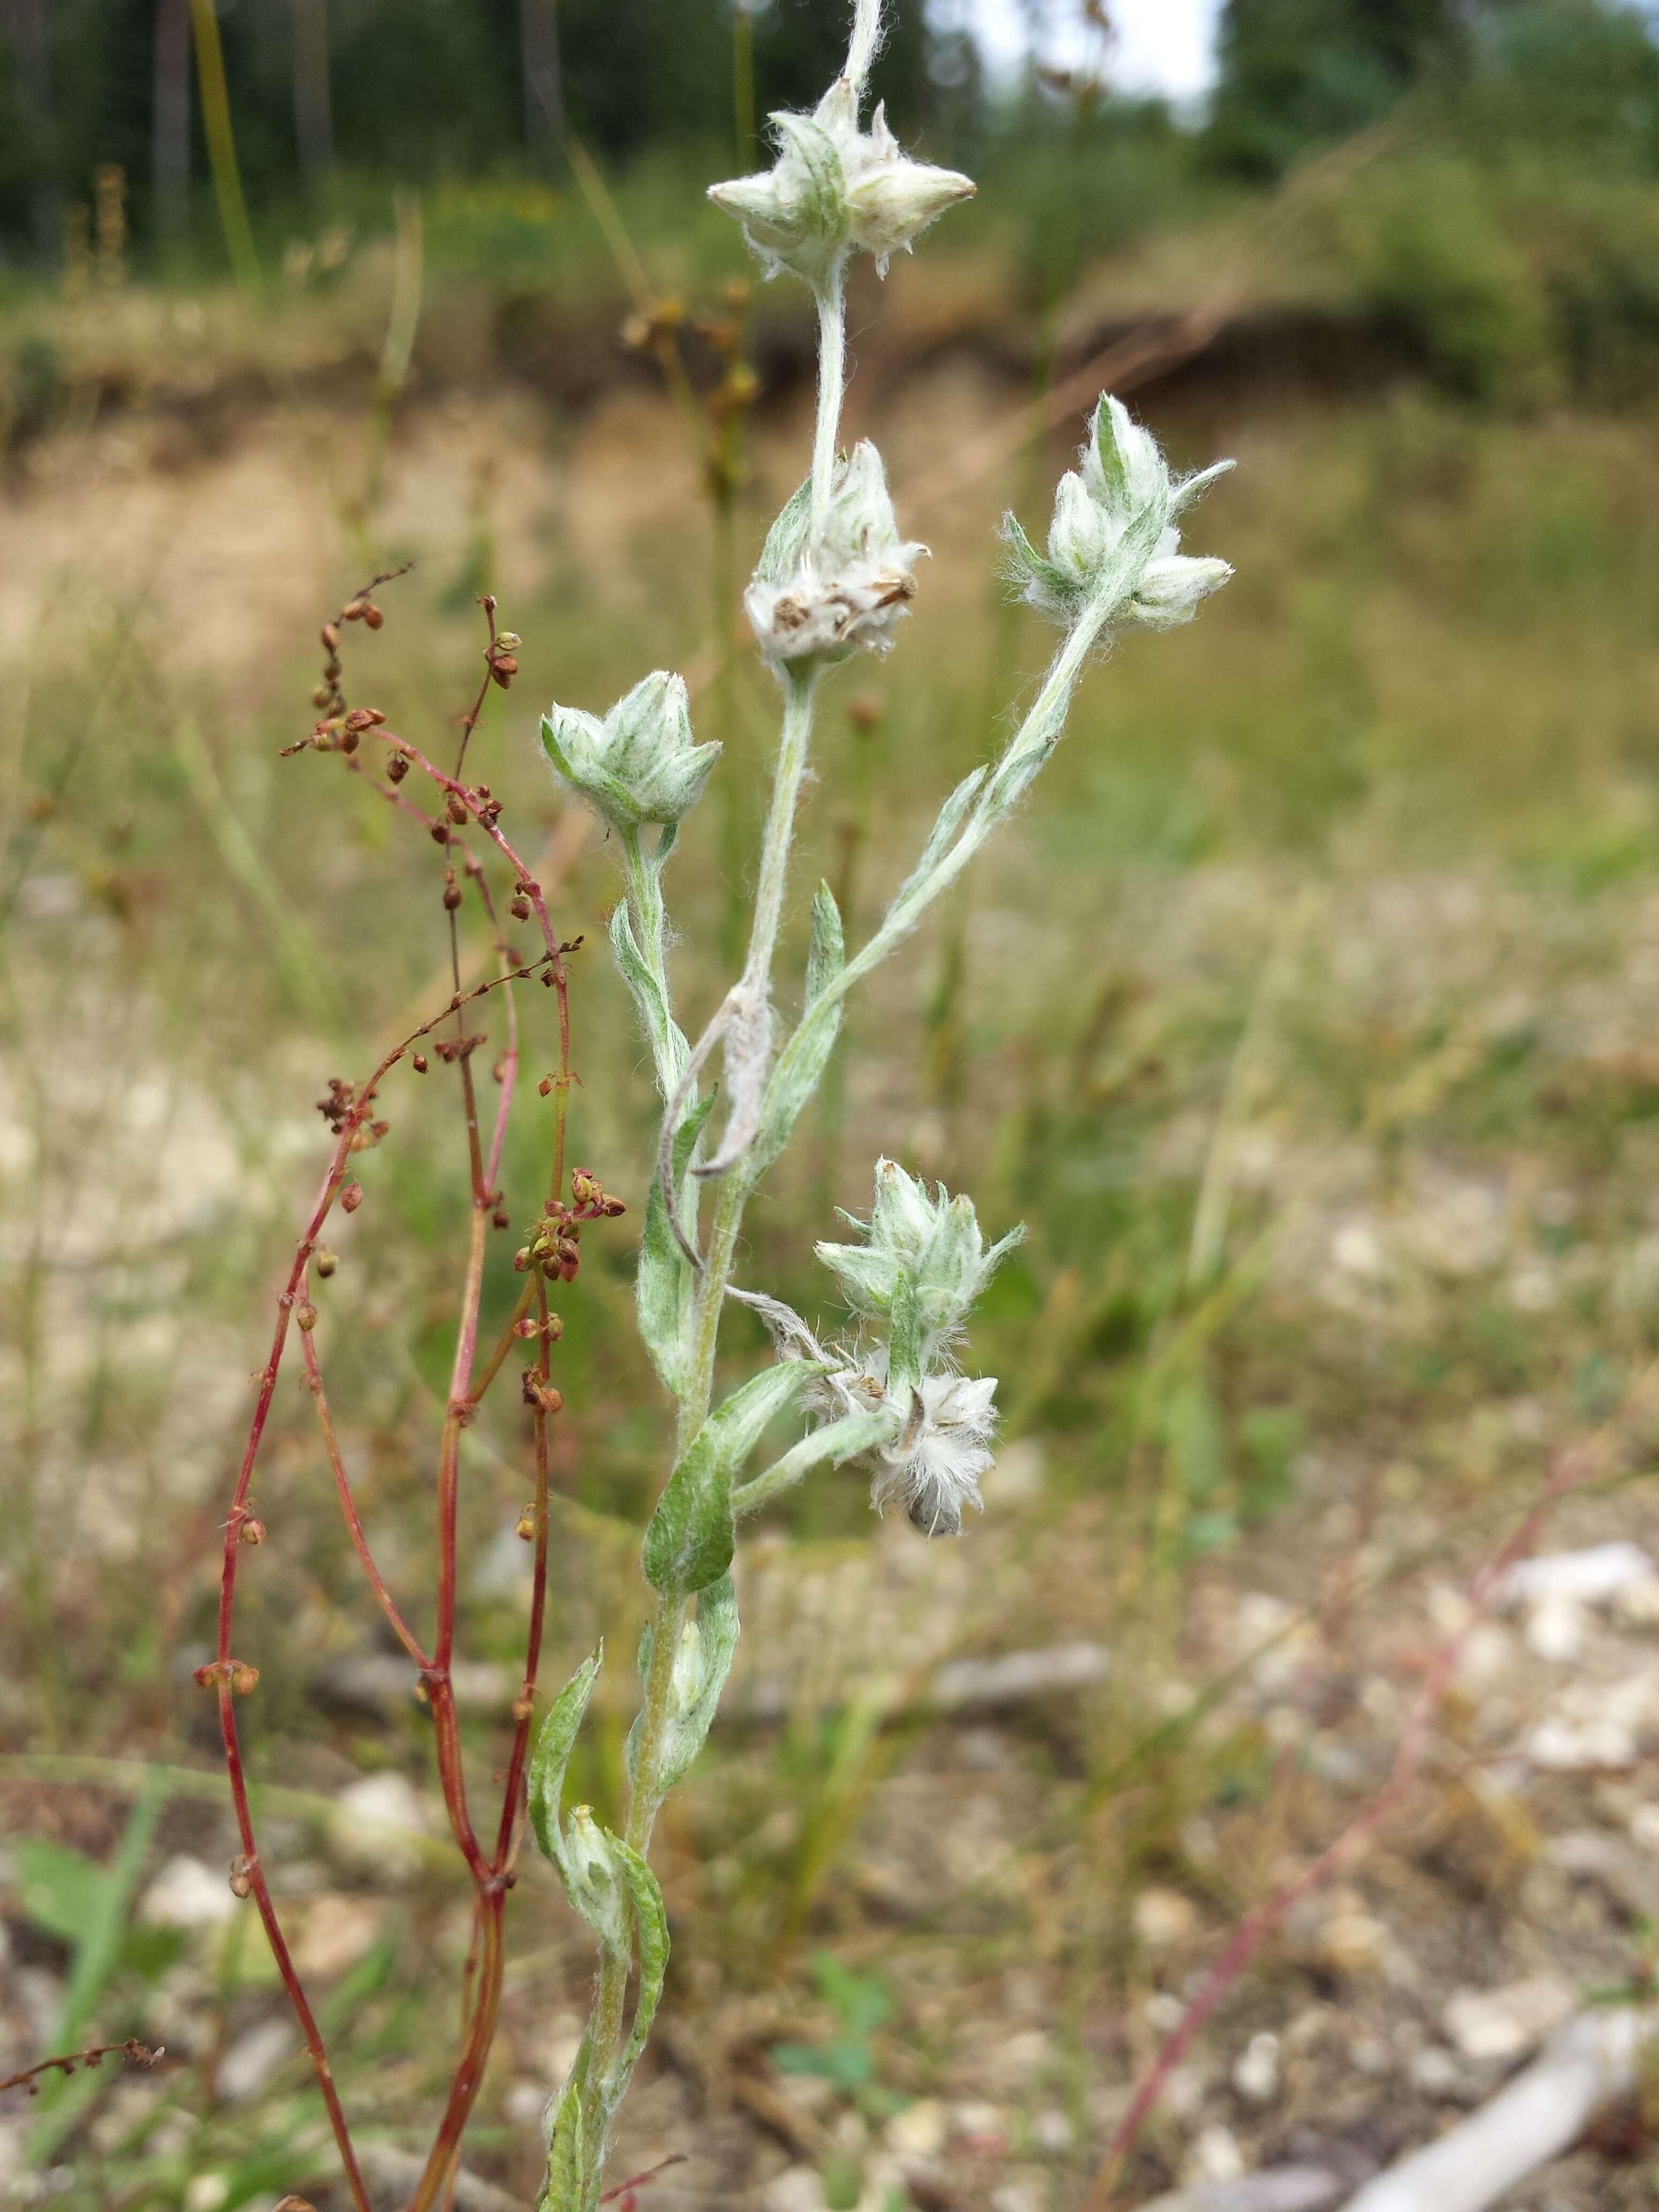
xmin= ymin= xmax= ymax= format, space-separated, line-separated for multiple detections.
xmin=817 ymin=1158 xmax=1022 ymax=1366
xmin=1004 ymin=392 xmax=1232 ymax=632
xmin=709 ymin=80 xmax=973 ymax=287
xmin=540 ymin=671 xmax=719 ymax=834
xmin=745 ymin=442 xmax=925 ymax=665
xmin=560 ymin=1805 xmax=627 ymax=1949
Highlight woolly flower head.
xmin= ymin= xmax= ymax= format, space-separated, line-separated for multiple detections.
xmin=746 ymin=443 xmax=926 ymax=666
xmin=709 ymin=76 xmax=974 ymax=288
xmin=817 ymin=1157 xmax=1023 ymax=1369
xmin=865 ymin=1358 xmax=999 ymax=1538
xmin=540 ymin=670 xmax=719 ymax=834
xmin=1004 ymin=393 xmax=1233 ymax=632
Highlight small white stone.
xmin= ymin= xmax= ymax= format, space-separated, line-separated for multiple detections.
xmin=766 ymin=2165 xmax=827 ymax=2212
xmin=327 ymin=1772 xmax=430 ymax=1878
xmin=1134 ymin=1887 xmax=1198 ymax=1949
xmin=1030 ymin=2108 xmax=1074 ymax=2154
xmin=1409 ymin=2046 xmax=1464 ymax=2098
xmin=218 ymin=2017 xmax=296 ymax=2102
xmin=1528 ymin=1717 xmax=1639 ymax=1771
xmin=1442 ymin=1977 xmax=1575 ymax=2064
xmin=140 ymin=1855 xmax=239 ymax=1931
xmin=183 ymin=2179 xmax=228 ymax=2212
xmin=1187 ymin=2124 xmax=1245 ymax=2184
xmin=1232 ymin=2030 xmax=1281 ymax=2104
xmin=1525 ymin=1595 xmax=1589 ymax=1663
xmin=503 ymin=2079 xmax=548 ymax=2129
xmin=885 ymin=2099 xmax=946 ymax=2158
xmin=1499 ymin=1542 xmax=1655 ymax=1609
xmin=952 ymin=2101 xmax=1007 ymax=2152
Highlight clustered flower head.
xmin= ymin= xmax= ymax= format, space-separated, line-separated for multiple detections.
xmin=540 ymin=670 xmax=719 ymax=833
xmin=817 ymin=1157 xmax=1022 ymax=1367
xmin=708 ymin=76 xmax=975 ymax=288
xmin=745 ymin=442 xmax=926 ymax=665
xmin=745 ymin=1162 xmax=1021 ymax=1539
xmin=1004 ymin=393 xmax=1234 ymax=631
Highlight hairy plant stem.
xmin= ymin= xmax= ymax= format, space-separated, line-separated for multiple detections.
xmin=579 ymin=670 xmax=819 ymax=2180
xmin=810 ymin=276 xmax=847 ymax=537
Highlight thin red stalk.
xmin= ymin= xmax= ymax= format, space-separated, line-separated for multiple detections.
xmin=1083 ymin=1430 xmax=1621 ymax=2210
xmin=467 ymin=854 xmax=520 ymax=1195
xmin=405 ymin=1891 xmax=507 ymax=2212
xmin=214 ymin=954 xmax=548 ymax=2199
xmin=467 ymin=1279 xmax=537 ymax=1408
xmin=298 ymin=1310 xmax=429 ymax=1669
xmin=216 ymin=1675 xmax=372 ymax=2211
xmin=494 ymin=1284 xmax=554 ymax=1870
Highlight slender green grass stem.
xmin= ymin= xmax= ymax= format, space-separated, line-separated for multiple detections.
xmin=186 ymin=0 xmax=261 ymax=303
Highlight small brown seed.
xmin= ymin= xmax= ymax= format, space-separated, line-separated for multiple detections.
xmin=315 ymin=1246 xmax=338 ymax=1277
xmin=362 ymin=603 xmax=384 ymax=630
xmin=239 ymin=1515 xmax=266 ymax=1546
xmin=341 ymin=1181 xmax=363 ymax=1213
xmin=320 ymin=623 xmax=339 ymax=652
xmin=296 ymin=1303 xmax=317 ymax=1332
xmin=413 ymin=1052 xmax=428 ymax=1073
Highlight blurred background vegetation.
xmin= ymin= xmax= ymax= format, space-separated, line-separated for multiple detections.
xmin=8 ymin=3 xmax=1659 ymax=2210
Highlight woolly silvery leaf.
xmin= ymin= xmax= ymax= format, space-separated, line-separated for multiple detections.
xmin=816 ymin=1158 xmax=1023 ymax=1366
xmin=642 ymin=1360 xmax=824 ymax=1596
xmin=626 ymin=1575 xmax=740 ymax=1795
xmin=559 ymin=1804 xmax=631 ymax=1953
xmin=611 ymin=1835 xmax=669 ymax=2083
xmin=751 ymin=880 xmax=845 ymax=1176
xmin=696 ymin=981 xmax=774 ymax=1178
xmin=541 ymin=670 xmax=719 ymax=832
xmin=1004 ymin=392 xmax=1233 ymax=632
xmin=543 ymin=2051 xmax=592 ymax=2212
xmin=637 ymin=1091 xmax=715 ymax=1396
xmin=709 ymin=77 xmax=974 ymax=287
xmin=746 ymin=442 xmax=926 ymax=664
xmin=869 ymin=1367 xmax=1000 ymax=1537
xmin=527 ymin=1648 xmax=601 ymax=1874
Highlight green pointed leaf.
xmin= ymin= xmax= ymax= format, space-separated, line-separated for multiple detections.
xmin=755 ymin=474 xmax=813 ymax=586
xmin=887 ymin=1270 xmax=923 ymax=1394
xmin=612 ymin=1840 xmax=670 ymax=2083
xmin=541 ymin=2059 xmax=590 ymax=2212
xmin=527 ymin=1648 xmax=602 ymax=1870
xmin=805 ymin=879 xmax=844 ymax=1003
xmin=750 ymin=883 xmax=847 ymax=1176
xmin=643 ymin=1363 xmax=823 ymax=1595
xmin=637 ymin=1089 xmax=717 ymax=1394
xmin=609 ymin=899 xmax=682 ymax=1086
xmin=627 ymin=1573 xmax=741 ymax=1792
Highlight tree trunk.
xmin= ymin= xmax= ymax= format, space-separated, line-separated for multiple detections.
xmin=290 ymin=0 xmax=334 ymax=182
xmin=153 ymin=0 xmax=191 ymax=238
xmin=521 ymin=0 xmax=563 ymax=162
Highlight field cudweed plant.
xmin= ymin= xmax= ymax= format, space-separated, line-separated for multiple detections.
xmin=530 ymin=2 xmax=1233 ymax=2203
xmin=208 ymin=4 xmax=1232 ymax=2206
